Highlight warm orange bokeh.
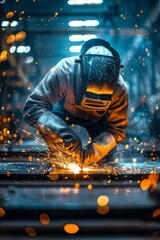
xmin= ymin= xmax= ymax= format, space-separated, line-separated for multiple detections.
xmin=97 ymin=195 xmax=109 ymax=206
xmin=1 ymin=51 xmax=8 ymax=58
xmin=15 ymin=31 xmax=26 ymax=42
xmin=25 ymin=227 xmax=37 ymax=237
xmin=97 ymin=205 xmax=110 ymax=215
xmin=48 ymin=173 xmax=59 ymax=181
xmin=64 ymin=224 xmax=79 ymax=234
xmin=6 ymin=171 xmax=11 ymax=177
xmin=153 ymin=209 xmax=160 ymax=219
xmin=74 ymin=183 xmax=80 ymax=189
xmin=6 ymin=12 xmax=14 ymax=19
xmin=140 ymin=179 xmax=151 ymax=190
xmin=0 ymin=50 xmax=8 ymax=62
xmin=6 ymin=34 xmax=16 ymax=44
xmin=28 ymin=155 xmax=33 ymax=161
xmin=87 ymin=184 xmax=93 ymax=190
xmin=0 ymin=207 xmax=5 ymax=217
xmin=40 ymin=213 xmax=50 ymax=225
xmin=148 ymin=173 xmax=159 ymax=184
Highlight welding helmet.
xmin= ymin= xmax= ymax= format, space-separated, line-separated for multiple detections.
xmin=74 ymin=38 xmax=123 ymax=110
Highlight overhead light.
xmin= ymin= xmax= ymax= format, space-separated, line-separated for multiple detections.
xmin=10 ymin=21 xmax=19 ymax=27
xmin=24 ymin=56 xmax=34 ymax=64
xmin=69 ymin=34 xmax=97 ymax=42
xmin=17 ymin=46 xmax=25 ymax=53
xmin=10 ymin=46 xmax=16 ymax=53
xmin=84 ymin=20 xmax=99 ymax=26
xmin=0 ymin=0 xmax=5 ymax=4
xmin=23 ymin=46 xmax=31 ymax=53
xmin=1 ymin=21 xmax=10 ymax=27
xmin=69 ymin=20 xmax=84 ymax=27
xmin=68 ymin=0 xmax=103 ymax=5
xmin=16 ymin=46 xmax=31 ymax=53
xmin=68 ymin=20 xmax=99 ymax=27
xmin=69 ymin=46 xmax=81 ymax=53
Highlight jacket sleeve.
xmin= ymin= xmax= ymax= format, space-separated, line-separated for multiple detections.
xmin=83 ymin=81 xmax=129 ymax=166
xmin=23 ymin=68 xmax=67 ymax=126
xmin=23 ymin=67 xmax=83 ymax=164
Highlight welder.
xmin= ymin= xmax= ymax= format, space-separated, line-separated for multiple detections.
xmin=23 ymin=38 xmax=129 ymax=167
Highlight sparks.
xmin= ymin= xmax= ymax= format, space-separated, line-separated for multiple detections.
xmin=68 ymin=163 xmax=81 ymax=173
xmin=82 ymin=167 xmax=90 ymax=172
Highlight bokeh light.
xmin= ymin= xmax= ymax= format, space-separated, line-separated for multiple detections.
xmin=153 ymin=209 xmax=160 ymax=219
xmin=6 ymin=12 xmax=14 ymax=19
xmin=40 ymin=213 xmax=50 ymax=225
xmin=64 ymin=223 xmax=79 ymax=234
xmin=6 ymin=34 xmax=15 ymax=44
xmin=140 ymin=178 xmax=151 ymax=190
xmin=97 ymin=195 xmax=109 ymax=206
xmin=25 ymin=227 xmax=37 ymax=237
xmin=97 ymin=205 xmax=110 ymax=215
xmin=15 ymin=31 xmax=26 ymax=42
xmin=0 ymin=207 xmax=5 ymax=217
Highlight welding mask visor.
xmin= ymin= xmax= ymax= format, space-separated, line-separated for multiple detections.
xmin=74 ymin=54 xmax=121 ymax=110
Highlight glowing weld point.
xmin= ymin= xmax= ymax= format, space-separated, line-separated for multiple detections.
xmin=82 ymin=167 xmax=90 ymax=172
xmin=68 ymin=164 xmax=81 ymax=173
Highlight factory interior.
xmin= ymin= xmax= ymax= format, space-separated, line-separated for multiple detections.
xmin=0 ymin=0 xmax=160 ymax=239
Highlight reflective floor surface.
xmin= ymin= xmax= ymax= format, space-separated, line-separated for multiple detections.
xmin=0 ymin=140 xmax=160 ymax=239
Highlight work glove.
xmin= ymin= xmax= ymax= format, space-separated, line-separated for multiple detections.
xmin=82 ymin=132 xmax=116 ymax=167
xmin=36 ymin=111 xmax=83 ymax=166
